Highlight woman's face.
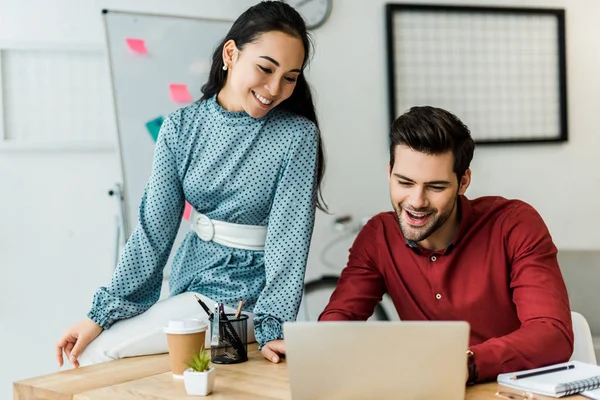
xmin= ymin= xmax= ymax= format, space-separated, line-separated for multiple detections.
xmin=218 ymin=31 xmax=305 ymax=118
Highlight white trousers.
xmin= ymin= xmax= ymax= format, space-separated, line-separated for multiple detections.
xmin=78 ymin=292 xmax=255 ymax=366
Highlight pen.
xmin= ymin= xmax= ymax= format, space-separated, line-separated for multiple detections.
xmin=194 ymin=295 xmax=213 ymax=318
xmin=510 ymin=364 xmax=575 ymax=380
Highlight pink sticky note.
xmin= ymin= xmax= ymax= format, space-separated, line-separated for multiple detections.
xmin=170 ymin=84 xmax=192 ymax=103
xmin=125 ymin=38 xmax=148 ymax=54
xmin=183 ymin=202 xmax=193 ymax=221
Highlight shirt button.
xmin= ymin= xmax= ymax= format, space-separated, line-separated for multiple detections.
xmin=431 ymin=256 xmax=437 ymax=262
xmin=435 ymin=293 xmax=442 ymax=300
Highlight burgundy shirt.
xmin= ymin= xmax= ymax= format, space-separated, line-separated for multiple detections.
xmin=319 ymin=195 xmax=573 ymax=381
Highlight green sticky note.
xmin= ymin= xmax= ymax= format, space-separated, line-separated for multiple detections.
xmin=145 ymin=116 xmax=164 ymax=142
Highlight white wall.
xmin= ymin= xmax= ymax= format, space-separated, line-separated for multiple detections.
xmin=305 ymin=0 xmax=600 ymax=284
xmin=1 ymin=0 xmax=599 ymax=398
xmin=0 ymin=0 xmax=119 ymax=397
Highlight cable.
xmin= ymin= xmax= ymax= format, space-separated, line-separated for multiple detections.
xmin=318 ymin=231 xmax=355 ymax=271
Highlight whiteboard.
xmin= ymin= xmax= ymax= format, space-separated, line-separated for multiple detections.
xmin=102 ymin=10 xmax=232 ymax=269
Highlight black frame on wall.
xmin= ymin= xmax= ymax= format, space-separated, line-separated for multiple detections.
xmin=385 ymin=3 xmax=568 ymax=145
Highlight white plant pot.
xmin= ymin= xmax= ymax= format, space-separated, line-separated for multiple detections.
xmin=183 ymin=367 xmax=216 ymax=396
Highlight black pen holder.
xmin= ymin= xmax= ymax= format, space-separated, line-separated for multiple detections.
xmin=209 ymin=313 xmax=249 ymax=364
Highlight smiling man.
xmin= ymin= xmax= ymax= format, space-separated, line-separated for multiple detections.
xmin=319 ymin=106 xmax=574 ymax=383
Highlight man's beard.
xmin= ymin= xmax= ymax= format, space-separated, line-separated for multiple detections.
xmin=393 ymin=197 xmax=457 ymax=243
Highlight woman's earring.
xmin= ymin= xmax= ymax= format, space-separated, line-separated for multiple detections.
xmin=222 ymin=63 xmax=228 ymax=71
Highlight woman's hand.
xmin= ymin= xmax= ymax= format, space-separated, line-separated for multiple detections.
xmin=55 ymin=317 xmax=103 ymax=368
xmin=260 ymin=339 xmax=286 ymax=363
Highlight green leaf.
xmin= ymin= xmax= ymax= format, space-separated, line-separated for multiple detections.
xmin=185 ymin=346 xmax=211 ymax=372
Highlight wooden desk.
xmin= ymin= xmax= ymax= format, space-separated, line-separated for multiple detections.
xmin=14 ymin=344 xmax=585 ymax=399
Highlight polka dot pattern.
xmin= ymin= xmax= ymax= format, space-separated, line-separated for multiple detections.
xmin=88 ymin=95 xmax=318 ymax=346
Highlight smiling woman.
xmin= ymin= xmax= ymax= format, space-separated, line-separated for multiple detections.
xmin=56 ymin=1 xmax=327 ymax=371
xmin=216 ymin=31 xmax=305 ymax=118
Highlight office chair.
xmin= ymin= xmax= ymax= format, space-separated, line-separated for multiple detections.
xmin=570 ymin=311 xmax=597 ymax=364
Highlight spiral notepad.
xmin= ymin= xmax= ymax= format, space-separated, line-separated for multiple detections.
xmin=559 ymin=376 xmax=600 ymax=396
xmin=498 ymin=361 xmax=600 ymax=398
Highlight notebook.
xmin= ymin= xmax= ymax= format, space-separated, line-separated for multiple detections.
xmin=497 ymin=361 xmax=600 ymax=398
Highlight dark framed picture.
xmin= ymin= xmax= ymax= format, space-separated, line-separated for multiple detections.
xmin=386 ymin=4 xmax=567 ymax=145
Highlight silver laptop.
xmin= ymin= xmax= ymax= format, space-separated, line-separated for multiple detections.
xmin=284 ymin=321 xmax=470 ymax=400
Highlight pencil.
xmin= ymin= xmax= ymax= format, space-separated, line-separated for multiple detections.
xmin=510 ymin=364 xmax=575 ymax=380
xmin=234 ymin=300 xmax=244 ymax=319
xmin=218 ymin=303 xmax=247 ymax=360
xmin=194 ymin=295 xmax=213 ymax=318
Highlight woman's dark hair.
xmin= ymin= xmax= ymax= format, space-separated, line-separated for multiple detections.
xmin=389 ymin=106 xmax=475 ymax=181
xmin=201 ymin=1 xmax=327 ymax=211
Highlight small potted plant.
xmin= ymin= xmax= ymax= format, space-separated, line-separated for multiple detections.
xmin=183 ymin=347 xmax=216 ymax=396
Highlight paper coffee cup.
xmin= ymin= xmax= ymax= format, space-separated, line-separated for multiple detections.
xmin=164 ymin=318 xmax=207 ymax=379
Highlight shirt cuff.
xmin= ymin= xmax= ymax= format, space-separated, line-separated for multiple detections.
xmin=470 ymin=344 xmax=499 ymax=382
xmin=254 ymin=315 xmax=283 ymax=348
xmin=87 ymin=310 xmax=113 ymax=330
xmin=87 ymin=289 xmax=115 ymax=329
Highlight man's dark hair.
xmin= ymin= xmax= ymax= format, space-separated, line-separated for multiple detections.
xmin=389 ymin=106 xmax=475 ymax=180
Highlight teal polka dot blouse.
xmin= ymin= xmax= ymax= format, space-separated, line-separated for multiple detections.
xmin=87 ymin=95 xmax=318 ymax=346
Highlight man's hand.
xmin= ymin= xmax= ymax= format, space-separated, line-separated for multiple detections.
xmin=260 ymin=339 xmax=286 ymax=363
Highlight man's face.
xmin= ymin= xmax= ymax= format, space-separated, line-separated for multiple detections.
xmin=388 ymin=145 xmax=469 ymax=243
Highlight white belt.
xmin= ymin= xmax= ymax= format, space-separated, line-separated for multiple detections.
xmin=190 ymin=209 xmax=267 ymax=251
